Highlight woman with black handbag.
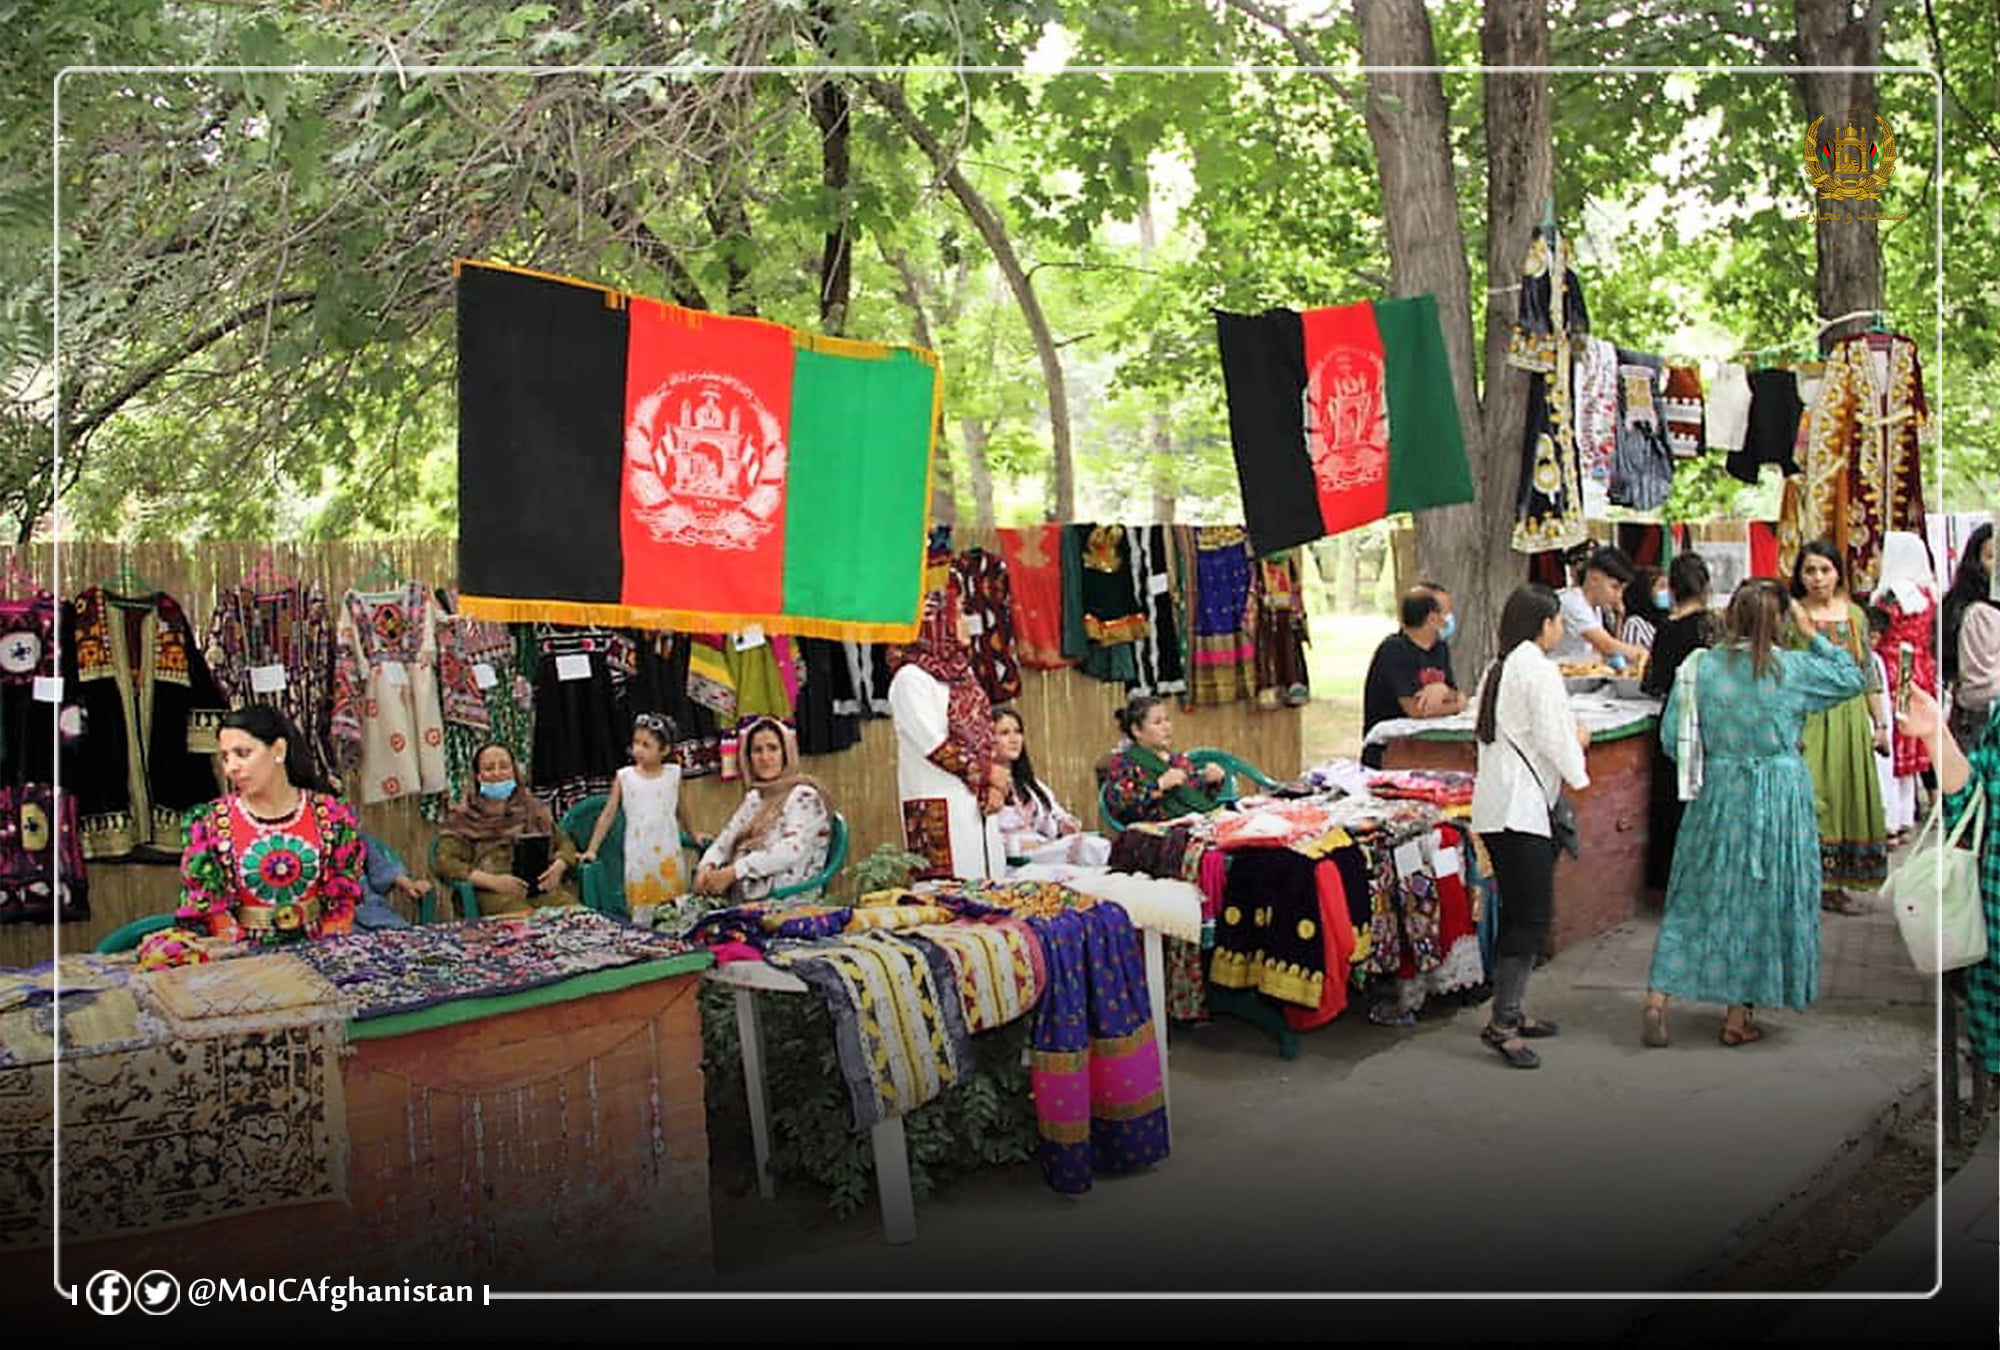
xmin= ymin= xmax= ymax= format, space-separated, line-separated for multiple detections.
xmin=1470 ymin=584 xmax=1592 ymax=1069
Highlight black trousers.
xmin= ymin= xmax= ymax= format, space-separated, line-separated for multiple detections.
xmin=1482 ymin=828 xmax=1557 ymax=960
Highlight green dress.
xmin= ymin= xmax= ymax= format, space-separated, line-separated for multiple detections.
xmin=1647 ymin=635 xmax=1867 ymax=1009
xmin=1793 ymin=604 xmax=1888 ymax=890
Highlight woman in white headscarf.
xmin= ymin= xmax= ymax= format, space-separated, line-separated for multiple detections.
xmin=1870 ymin=530 xmax=1939 ymax=837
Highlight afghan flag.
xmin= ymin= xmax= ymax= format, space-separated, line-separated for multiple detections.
xmin=455 ymin=260 xmax=942 ymax=640
xmin=1214 ymin=294 xmax=1474 ymax=556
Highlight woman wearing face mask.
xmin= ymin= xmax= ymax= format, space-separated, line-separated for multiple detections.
xmin=694 ymin=715 xmax=835 ymax=905
xmin=177 ymin=705 xmax=365 ymax=945
xmin=1618 ymin=565 xmax=1667 ymax=651
xmin=434 ymin=741 xmax=581 ymax=916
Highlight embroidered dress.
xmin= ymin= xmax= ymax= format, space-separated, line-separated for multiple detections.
xmin=1610 ymin=350 xmax=1673 ymax=511
xmin=1780 ymin=332 xmax=1928 ymax=594
xmin=1646 ymin=636 xmax=1866 ymax=1008
xmin=616 ymin=763 xmax=689 ymax=923
xmin=70 ymin=588 xmax=228 ymax=860
xmin=890 ymin=661 xmax=1005 ymax=881
xmin=1063 ymin=525 xmax=1142 ymax=686
xmin=1253 ymin=553 xmax=1310 ymax=708
xmin=953 ymin=548 xmax=1023 ymax=705
xmin=529 ymin=624 xmax=633 ymax=818
xmin=997 ymin=525 xmax=1072 ymax=670
xmin=176 ymin=791 xmax=364 ymax=947
xmin=1793 ymin=606 xmax=1889 ymax=890
xmin=331 ymin=583 xmax=447 ymax=805
xmin=1872 ymin=595 xmax=1937 ymax=779
xmin=429 ymin=601 xmax=537 ymax=822
xmin=204 ymin=581 xmax=337 ymax=785
xmin=627 ymin=631 xmax=721 ymax=776
xmin=1102 ymin=745 xmax=1224 ymax=826
xmin=699 ymin=783 xmax=833 ymax=902
xmin=1573 ymin=336 xmax=1620 ymax=517
xmin=1187 ymin=527 xmax=1256 ymax=705
xmin=1125 ymin=524 xmax=1187 ymax=699
xmin=1508 ymin=226 xmax=1591 ymax=554
xmin=0 ymin=593 xmax=86 ymax=921
xmin=1944 ymin=709 xmax=2000 ymax=1073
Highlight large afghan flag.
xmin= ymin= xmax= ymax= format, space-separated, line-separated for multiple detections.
xmin=1214 ymin=294 xmax=1474 ymax=556
xmin=456 ymin=260 xmax=942 ymax=640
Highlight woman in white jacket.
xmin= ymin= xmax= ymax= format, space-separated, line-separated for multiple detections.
xmin=1469 ymin=584 xmax=1592 ymax=1069
xmin=888 ymin=585 xmax=1008 ymax=880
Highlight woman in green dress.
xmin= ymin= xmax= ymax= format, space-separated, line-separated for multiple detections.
xmin=1790 ymin=539 xmax=1891 ymax=913
xmin=1641 ymin=578 xmax=1868 ymax=1047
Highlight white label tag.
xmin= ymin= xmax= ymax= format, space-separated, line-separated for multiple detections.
xmin=732 ymin=624 xmax=766 ymax=652
xmin=965 ymin=613 xmax=986 ymax=636
xmin=1393 ymin=839 xmax=1426 ymax=879
xmin=380 ymin=660 xmax=409 ymax=687
xmin=1149 ymin=573 xmax=1172 ymax=596
xmin=249 ymin=663 xmax=288 ymax=694
xmin=31 ymin=675 xmax=62 ymax=704
xmin=555 ymin=653 xmax=591 ymax=682
xmin=1434 ymin=845 xmax=1462 ymax=879
xmin=472 ymin=662 xmax=499 ymax=690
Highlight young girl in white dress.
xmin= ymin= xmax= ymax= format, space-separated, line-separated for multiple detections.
xmin=579 ymin=712 xmax=695 ymax=928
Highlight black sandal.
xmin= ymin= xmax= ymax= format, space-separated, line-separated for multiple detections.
xmin=1481 ymin=1024 xmax=1541 ymax=1069
xmin=1515 ymin=1017 xmax=1560 ymax=1039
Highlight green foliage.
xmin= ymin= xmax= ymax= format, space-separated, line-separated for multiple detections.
xmin=847 ymin=842 xmax=929 ymax=898
xmin=699 ymin=982 xmax=1036 ymax=1217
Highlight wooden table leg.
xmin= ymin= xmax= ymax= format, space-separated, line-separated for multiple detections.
xmin=869 ymin=1114 xmax=918 ymax=1245
xmin=734 ymin=986 xmax=777 ymax=1200
xmin=1143 ymin=928 xmax=1170 ymax=1122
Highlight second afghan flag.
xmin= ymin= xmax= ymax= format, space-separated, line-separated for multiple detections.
xmin=1214 ymin=294 xmax=1473 ymax=556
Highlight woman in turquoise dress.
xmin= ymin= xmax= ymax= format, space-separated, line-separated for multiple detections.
xmin=1641 ymin=578 xmax=1867 ymax=1048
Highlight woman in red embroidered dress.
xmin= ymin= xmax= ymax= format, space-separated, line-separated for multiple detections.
xmin=177 ymin=705 xmax=364 ymax=945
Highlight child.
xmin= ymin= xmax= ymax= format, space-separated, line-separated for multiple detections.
xmin=353 ymin=829 xmax=429 ymax=929
xmin=579 ymin=712 xmax=697 ymax=928
xmin=1863 ymin=606 xmax=1912 ymax=840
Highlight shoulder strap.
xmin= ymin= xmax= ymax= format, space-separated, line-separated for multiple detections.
xmin=1503 ymin=735 xmax=1556 ymax=809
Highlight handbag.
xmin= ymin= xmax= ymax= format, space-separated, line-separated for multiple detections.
xmin=1888 ymin=785 xmax=1987 ymax=976
xmin=1506 ymin=736 xmax=1580 ymax=860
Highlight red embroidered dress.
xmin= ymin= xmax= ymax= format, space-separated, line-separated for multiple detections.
xmin=177 ymin=791 xmax=363 ymax=945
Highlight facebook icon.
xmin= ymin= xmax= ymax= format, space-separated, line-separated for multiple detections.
xmin=85 ymin=1270 xmax=131 ymax=1315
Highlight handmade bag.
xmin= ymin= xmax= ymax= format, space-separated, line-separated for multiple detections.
xmin=1507 ymin=737 xmax=1579 ymax=860
xmin=1888 ymin=785 xmax=1987 ymax=976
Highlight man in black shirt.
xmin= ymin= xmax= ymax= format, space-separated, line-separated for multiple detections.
xmin=1360 ymin=583 xmax=1465 ymax=768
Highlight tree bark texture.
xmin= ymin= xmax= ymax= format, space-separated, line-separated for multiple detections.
xmin=1794 ymin=0 xmax=1887 ymax=352
xmin=809 ymin=70 xmax=854 ymax=335
xmin=864 ymin=76 xmax=1075 ymax=521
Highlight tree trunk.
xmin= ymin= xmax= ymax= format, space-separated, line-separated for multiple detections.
xmin=1794 ymin=0 xmax=1887 ymax=352
xmin=865 ymin=76 xmax=1075 ymax=520
xmin=808 ymin=65 xmax=853 ymax=335
xmin=1137 ymin=188 xmax=1177 ymax=523
xmin=960 ymin=417 xmax=997 ymax=531
xmin=881 ymin=245 xmax=958 ymax=526
xmin=1353 ymin=0 xmax=1545 ymax=679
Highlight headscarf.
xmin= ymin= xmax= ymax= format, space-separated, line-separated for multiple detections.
xmin=1872 ymin=530 xmax=1935 ymax=614
xmin=724 ymin=715 xmax=832 ymax=861
xmin=439 ymin=744 xmax=554 ymax=844
xmin=889 ymin=584 xmax=997 ymax=795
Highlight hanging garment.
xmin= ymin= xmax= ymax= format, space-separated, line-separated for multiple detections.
xmin=70 ymin=588 xmax=227 ymax=860
xmin=1061 ymin=525 xmax=1139 ymax=685
xmin=1706 ymin=361 xmax=1752 ymax=454
xmin=1572 ymin=336 xmax=1620 ymax=519
xmin=0 ymin=783 xmax=87 ymax=923
xmin=0 ymin=592 xmax=68 ymax=789
xmin=1779 ymin=332 xmax=1928 ymax=595
xmin=529 ymin=623 xmax=633 ymax=819
xmin=793 ymin=637 xmax=862 ymax=756
xmin=1253 ymin=553 xmax=1310 ymax=708
xmin=1610 ymin=350 xmax=1674 ymax=511
xmin=330 ymin=582 xmax=447 ymax=805
xmin=0 ymin=592 xmax=86 ymax=922
xmin=1188 ymin=527 xmax=1257 ymax=705
xmin=204 ymin=581 xmax=337 ymax=785
xmin=1125 ymin=524 xmax=1187 ymax=699
xmin=1725 ymin=367 xmax=1805 ymax=484
xmin=840 ymin=641 xmax=895 ymax=717
xmin=1508 ymin=226 xmax=1592 ymax=554
xmin=626 ymin=632 xmax=721 ymax=777
xmin=953 ymin=547 xmax=1023 ymax=705
xmin=1662 ymin=364 xmax=1706 ymax=459
xmin=429 ymin=597 xmax=538 ymax=820
xmin=997 ymin=524 xmax=1074 ymax=670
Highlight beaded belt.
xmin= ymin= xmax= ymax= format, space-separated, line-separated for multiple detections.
xmin=238 ymin=896 xmax=322 ymax=932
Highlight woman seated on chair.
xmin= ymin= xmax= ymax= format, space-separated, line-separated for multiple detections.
xmin=693 ymin=715 xmax=835 ymax=905
xmin=177 ymin=706 xmax=365 ymax=946
xmin=992 ymin=705 xmax=1111 ymax=866
xmin=433 ymin=741 xmax=581 ymax=917
xmin=1101 ymin=694 xmax=1228 ymax=826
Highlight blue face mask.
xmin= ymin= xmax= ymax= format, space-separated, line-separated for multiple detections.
xmin=1653 ymin=590 xmax=1671 ymax=611
xmin=478 ymin=778 xmax=517 ymax=801
xmin=1439 ymin=612 xmax=1458 ymax=642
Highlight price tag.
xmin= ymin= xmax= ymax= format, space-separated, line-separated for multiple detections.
xmin=380 ymin=660 xmax=410 ymax=687
xmin=555 ymin=653 xmax=592 ymax=682
xmin=31 ymin=675 xmax=62 ymax=704
xmin=249 ymin=664 xmax=288 ymax=694
xmin=965 ymin=613 xmax=986 ymax=637
xmin=1149 ymin=573 xmax=1172 ymax=596
xmin=472 ymin=662 xmax=500 ymax=690
xmin=732 ymin=624 xmax=766 ymax=652
xmin=1392 ymin=839 xmax=1426 ymax=879
xmin=1434 ymin=845 xmax=1462 ymax=879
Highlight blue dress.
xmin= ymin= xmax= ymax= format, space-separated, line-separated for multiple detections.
xmin=1646 ymin=634 xmax=1866 ymax=1009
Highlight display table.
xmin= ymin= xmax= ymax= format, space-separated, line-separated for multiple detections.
xmin=1376 ymin=698 xmax=1660 ymax=955
xmin=0 ymin=921 xmax=715 ymax=1290
xmin=705 ymin=908 xmax=1179 ymax=1246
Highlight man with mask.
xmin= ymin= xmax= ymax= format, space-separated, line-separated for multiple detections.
xmin=1361 ymin=582 xmax=1466 ymax=768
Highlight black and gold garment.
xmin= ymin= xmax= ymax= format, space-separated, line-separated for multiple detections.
xmin=70 ymin=588 xmax=227 ymax=861
xmin=529 ymin=623 xmax=633 ymax=819
xmin=1209 ymin=847 xmax=1326 ymax=1009
xmin=0 ymin=592 xmax=87 ymax=920
xmin=1508 ymin=226 xmax=1592 ymax=554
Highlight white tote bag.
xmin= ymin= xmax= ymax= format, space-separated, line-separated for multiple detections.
xmin=1889 ymin=785 xmax=1988 ymax=976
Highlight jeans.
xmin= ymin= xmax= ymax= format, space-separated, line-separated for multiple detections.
xmin=1481 ymin=828 xmax=1558 ymax=1028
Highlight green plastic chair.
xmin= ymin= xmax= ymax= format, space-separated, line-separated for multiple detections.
xmin=94 ymin=912 xmax=178 ymax=954
xmin=768 ymin=811 xmax=849 ymax=902
xmin=559 ymin=794 xmax=705 ymax=921
xmin=1098 ymin=780 xmax=1131 ymax=835
xmin=426 ymin=833 xmax=474 ymax=923
xmin=1187 ymin=747 xmax=1276 ymax=804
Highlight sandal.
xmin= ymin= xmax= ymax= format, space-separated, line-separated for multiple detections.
xmin=1515 ymin=1017 xmax=1560 ymax=1039
xmin=1368 ymin=1000 xmax=1416 ymax=1028
xmin=1719 ymin=1020 xmax=1765 ymax=1047
xmin=1820 ymin=890 xmax=1868 ymax=916
xmin=1481 ymin=1025 xmax=1541 ymax=1069
xmin=1641 ymin=1005 xmax=1671 ymax=1048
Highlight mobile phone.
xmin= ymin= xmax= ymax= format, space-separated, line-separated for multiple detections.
xmin=1895 ymin=641 xmax=1914 ymax=715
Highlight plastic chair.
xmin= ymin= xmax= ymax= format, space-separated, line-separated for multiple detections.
xmin=768 ymin=811 xmax=849 ymax=902
xmin=426 ymin=833 xmax=474 ymax=923
xmin=94 ymin=913 xmax=177 ymax=954
xmin=1098 ymin=780 xmax=1131 ymax=835
xmin=558 ymin=794 xmax=704 ymax=921
xmin=1187 ymin=748 xmax=1275 ymax=805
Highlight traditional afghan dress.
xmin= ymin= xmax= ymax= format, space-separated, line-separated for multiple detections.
xmin=204 ymin=580 xmax=337 ymax=785
xmin=0 ymin=591 xmax=86 ymax=922
xmin=1101 ymin=744 xmax=1225 ymax=826
xmin=888 ymin=589 xmax=1005 ymax=881
xmin=1508 ymin=225 xmax=1591 ymax=554
xmin=176 ymin=790 xmax=364 ymax=946
xmin=1792 ymin=604 xmax=1889 ymax=891
xmin=331 ymin=582 xmax=448 ymax=805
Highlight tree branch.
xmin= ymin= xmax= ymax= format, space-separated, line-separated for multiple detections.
xmin=1216 ymin=0 xmax=1367 ymax=115
xmin=534 ymin=168 xmax=710 ymax=309
xmin=1926 ymin=0 xmax=2000 ymax=160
